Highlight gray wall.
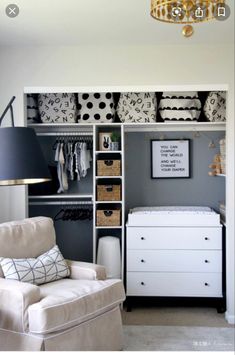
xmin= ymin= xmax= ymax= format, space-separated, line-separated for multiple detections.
xmin=125 ymin=131 xmax=225 ymax=215
xmin=29 ymin=205 xmax=93 ymax=262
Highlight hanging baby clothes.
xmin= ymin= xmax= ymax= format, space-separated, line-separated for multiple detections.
xmin=55 ymin=142 xmax=68 ymax=193
xmin=66 ymin=142 xmax=75 ymax=181
xmin=54 ymin=137 xmax=92 ymax=190
xmin=80 ymin=143 xmax=92 ymax=178
xmin=73 ymin=142 xmax=92 ymax=180
xmin=74 ymin=142 xmax=82 ymax=181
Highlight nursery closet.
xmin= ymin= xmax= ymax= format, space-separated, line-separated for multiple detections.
xmin=28 ymin=129 xmax=94 ymax=262
xmin=25 ymin=88 xmax=226 ymax=309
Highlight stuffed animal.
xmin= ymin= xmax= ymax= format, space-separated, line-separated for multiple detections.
xmin=208 ymin=154 xmax=222 ymax=176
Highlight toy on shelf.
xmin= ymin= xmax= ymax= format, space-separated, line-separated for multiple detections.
xmin=208 ymin=154 xmax=222 ymax=176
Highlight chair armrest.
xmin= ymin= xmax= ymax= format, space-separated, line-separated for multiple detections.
xmin=0 ymin=278 xmax=40 ymax=332
xmin=66 ymin=260 xmax=107 ymax=280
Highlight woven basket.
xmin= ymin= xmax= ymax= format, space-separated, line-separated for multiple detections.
xmin=97 ymin=160 xmax=121 ymax=176
xmin=96 ymin=209 xmax=121 ymax=226
xmin=97 ymin=185 xmax=121 ymax=201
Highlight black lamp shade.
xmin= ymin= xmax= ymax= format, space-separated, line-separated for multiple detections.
xmin=0 ymin=127 xmax=51 ymax=185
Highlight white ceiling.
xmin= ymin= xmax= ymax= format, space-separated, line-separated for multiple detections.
xmin=0 ymin=0 xmax=234 ymax=46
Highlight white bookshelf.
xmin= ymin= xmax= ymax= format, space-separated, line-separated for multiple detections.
xmin=93 ymin=124 xmax=125 ymax=279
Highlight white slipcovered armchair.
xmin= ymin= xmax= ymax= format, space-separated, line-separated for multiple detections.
xmin=0 ymin=217 xmax=125 ymax=351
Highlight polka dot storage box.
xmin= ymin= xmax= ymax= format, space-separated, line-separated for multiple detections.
xmin=77 ymin=93 xmax=115 ymax=123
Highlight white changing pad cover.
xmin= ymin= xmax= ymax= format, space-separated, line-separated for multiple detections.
xmin=127 ymin=206 xmax=221 ymax=226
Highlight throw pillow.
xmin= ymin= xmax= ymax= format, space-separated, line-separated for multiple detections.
xmin=0 ymin=245 xmax=70 ymax=285
xmin=117 ymin=92 xmax=157 ymax=123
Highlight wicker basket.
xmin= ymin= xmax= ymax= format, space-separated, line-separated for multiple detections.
xmin=96 ymin=209 xmax=121 ymax=226
xmin=97 ymin=159 xmax=121 ymax=176
xmin=97 ymin=185 xmax=121 ymax=201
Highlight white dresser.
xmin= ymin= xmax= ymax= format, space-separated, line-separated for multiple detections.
xmin=126 ymin=207 xmax=223 ymax=303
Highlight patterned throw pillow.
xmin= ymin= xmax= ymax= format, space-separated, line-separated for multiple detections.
xmin=77 ymin=93 xmax=115 ymax=123
xmin=203 ymin=91 xmax=226 ymax=122
xmin=158 ymin=92 xmax=202 ymax=121
xmin=38 ymin=93 xmax=77 ymax=123
xmin=0 ymin=245 xmax=70 ymax=285
xmin=117 ymin=92 xmax=157 ymax=123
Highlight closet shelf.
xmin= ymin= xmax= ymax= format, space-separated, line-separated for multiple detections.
xmin=216 ymin=174 xmax=226 ymax=177
xmin=95 ymin=226 xmax=122 ymax=229
xmin=28 ymin=122 xmax=226 ymax=133
xmin=28 ymin=123 xmax=93 ymax=134
xmin=95 ymin=201 xmax=123 ymax=204
xmin=28 ymin=194 xmax=93 ymax=200
xmin=29 ymin=201 xmax=93 ymax=206
xmin=95 ymin=176 xmax=122 ymax=179
xmin=95 ymin=151 xmax=122 ymax=154
xmin=124 ymin=122 xmax=226 ymax=132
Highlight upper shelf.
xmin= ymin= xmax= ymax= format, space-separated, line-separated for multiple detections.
xmin=124 ymin=122 xmax=226 ymax=132
xmin=28 ymin=122 xmax=226 ymax=133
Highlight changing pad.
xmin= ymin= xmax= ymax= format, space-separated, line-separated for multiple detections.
xmin=127 ymin=206 xmax=221 ymax=226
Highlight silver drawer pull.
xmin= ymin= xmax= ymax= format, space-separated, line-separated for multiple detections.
xmin=141 ymin=282 xmax=145 ymax=286
xmin=204 ymin=282 xmax=209 ymax=286
xmin=140 ymin=237 xmax=145 ymax=240
xmin=141 ymin=259 xmax=145 ymax=263
xmin=205 ymin=260 xmax=209 ymax=263
xmin=204 ymin=237 xmax=210 ymax=241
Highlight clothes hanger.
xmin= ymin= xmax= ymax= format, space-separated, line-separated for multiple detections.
xmin=52 ymin=135 xmax=59 ymax=150
xmin=54 ymin=207 xmax=65 ymax=221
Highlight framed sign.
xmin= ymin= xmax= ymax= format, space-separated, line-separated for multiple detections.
xmin=99 ymin=132 xmax=112 ymax=151
xmin=151 ymin=139 xmax=190 ymax=178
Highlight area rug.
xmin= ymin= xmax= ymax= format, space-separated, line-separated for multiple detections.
xmin=123 ymin=325 xmax=234 ymax=351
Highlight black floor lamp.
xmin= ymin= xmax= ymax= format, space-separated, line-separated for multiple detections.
xmin=0 ymin=96 xmax=51 ymax=186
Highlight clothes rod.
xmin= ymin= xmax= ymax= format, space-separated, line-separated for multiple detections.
xmin=36 ymin=132 xmax=93 ymax=137
xmin=29 ymin=201 xmax=93 ymax=206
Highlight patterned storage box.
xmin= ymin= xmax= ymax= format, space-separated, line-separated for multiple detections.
xmin=97 ymin=160 xmax=121 ymax=176
xmin=96 ymin=208 xmax=121 ymax=226
xmin=27 ymin=94 xmax=41 ymax=123
xmin=203 ymin=92 xmax=226 ymax=122
xmin=158 ymin=91 xmax=202 ymax=121
xmin=77 ymin=93 xmax=115 ymax=123
xmin=97 ymin=185 xmax=121 ymax=201
xmin=38 ymin=93 xmax=77 ymax=123
xmin=117 ymin=92 xmax=157 ymax=123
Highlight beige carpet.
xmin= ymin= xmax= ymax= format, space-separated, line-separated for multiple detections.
xmin=123 ymin=325 xmax=235 ymax=351
xmin=122 ymin=307 xmax=233 ymax=328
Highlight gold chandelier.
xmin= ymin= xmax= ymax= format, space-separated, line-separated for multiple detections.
xmin=150 ymin=0 xmax=226 ymax=37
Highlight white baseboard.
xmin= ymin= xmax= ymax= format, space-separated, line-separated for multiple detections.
xmin=225 ymin=311 xmax=235 ymax=324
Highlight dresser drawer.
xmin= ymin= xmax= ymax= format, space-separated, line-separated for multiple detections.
xmin=127 ymin=227 xmax=222 ymax=250
xmin=127 ymin=250 xmax=222 ymax=273
xmin=127 ymin=272 xmax=222 ymax=297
